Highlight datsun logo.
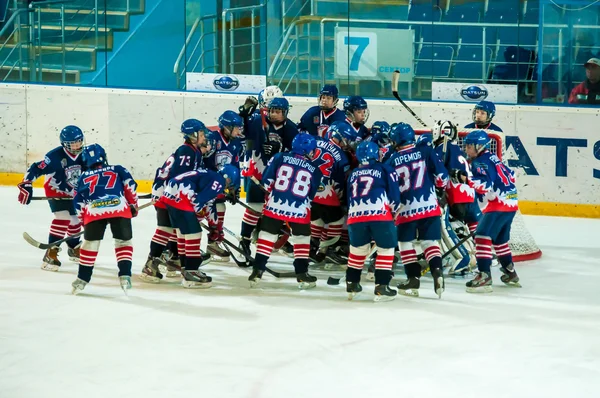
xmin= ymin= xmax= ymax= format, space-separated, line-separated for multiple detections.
xmin=460 ymin=85 xmax=488 ymax=101
xmin=213 ymin=75 xmax=240 ymax=91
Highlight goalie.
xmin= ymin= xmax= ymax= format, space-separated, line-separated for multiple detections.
xmin=431 ymin=121 xmax=479 ymax=275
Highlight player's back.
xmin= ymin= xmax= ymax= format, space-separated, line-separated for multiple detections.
xmin=435 ymin=141 xmax=474 ymax=205
xmin=75 ymin=165 xmax=137 ymax=224
xmin=262 ymin=152 xmax=322 ymax=223
xmin=162 ymin=169 xmax=224 ymax=213
xmin=312 ymin=138 xmax=350 ymax=206
xmin=471 ymin=152 xmax=518 ymax=213
xmin=347 ymin=162 xmax=400 ymax=224
xmin=152 ymin=143 xmax=202 ymax=200
xmin=386 ymin=143 xmax=448 ymax=222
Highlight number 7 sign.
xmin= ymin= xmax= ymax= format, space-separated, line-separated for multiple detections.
xmin=335 ymin=31 xmax=377 ymax=78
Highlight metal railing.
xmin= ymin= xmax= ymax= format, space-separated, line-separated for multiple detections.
xmin=221 ymin=2 xmax=265 ymax=74
xmin=0 ymin=7 xmax=30 ymax=81
xmin=173 ymin=14 xmax=218 ymax=89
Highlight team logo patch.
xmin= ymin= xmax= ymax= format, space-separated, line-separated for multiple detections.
xmin=64 ymin=165 xmax=82 ymax=188
xmin=313 ymin=116 xmax=320 ymax=124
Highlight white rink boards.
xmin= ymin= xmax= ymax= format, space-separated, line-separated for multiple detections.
xmin=1 ymin=187 xmax=600 ymax=398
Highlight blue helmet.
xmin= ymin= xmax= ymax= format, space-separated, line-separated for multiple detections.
xmin=81 ymin=143 xmax=107 ymax=168
xmin=319 ymin=84 xmax=339 ymax=110
xmin=202 ymin=130 xmax=217 ymax=158
xmin=291 ymin=133 xmax=317 ymax=158
xmin=181 ymin=119 xmax=208 ymax=141
xmin=268 ymin=97 xmax=290 ymax=119
xmin=389 ymin=122 xmax=415 ymax=147
xmin=343 ymin=96 xmax=369 ymax=125
xmin=371 ymin=121 xmax=391 ymax=136
xmin=219 ymin=164 xmax=240 ymax=190
xmin=464 ymin=130 xmax=491 ymax=154
xmin=218 ymin=110 xmax=244 ymax=137
xmin=60 ymin=125 xmax=84 ymax=155
xmin=473 ymin=100 xmax=496 ymax=124
xmin=416 ymin=133 xmax=433 ymax=147
xmin=355 ymin=141 xmax=379 ymax=165
xmin=327 ymin=121 xmax=358 ymax=148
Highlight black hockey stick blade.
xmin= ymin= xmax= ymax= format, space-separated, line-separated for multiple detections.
xmin=31 ymin=197 xmax=73 ymax=201
xmin=23 ymin=230 xmax=84 ymax=250
xmin=327 ymin=275 xmax=345 ymax=286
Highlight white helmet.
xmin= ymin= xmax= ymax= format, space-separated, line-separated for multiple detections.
xmin=432 ymin=120 xmax=458 ymax=142
xmin=258 ymin=85 xmax=283 ymax=108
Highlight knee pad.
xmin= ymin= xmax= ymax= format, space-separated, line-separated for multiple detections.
xmin=420 ymin=240 xmax=439 ymax=252
xmin=69 ymin=215 xmax=80 ymax=225
xmin=114 ymin=239 xmax=133 ymax=248
xmin=53 ymin=210 xmax=71 ymax=220
xmin=350 ymin=243 xmax=371 ymax=257
xmin=289 ymin=234 xmax=310 ymax=246
xmin=376 ymin=247 xmax=394 ymax=256
xmin=82 ymin=240 xmax=101 ymax=251
xmin=216 ymin=203 xmax=226 ymax=213
xmin=399 ymin=241 xmax=414 ymax=252
xmin=329 ymin=217 xmax=345 ymax=226
xmin=258 ymin=230 xmax=278 ymax=243
xmin=157 ymin=226 xmax=172 ymax=234
xmin=246 ymin=202 xmax=263 ymax=213
xmin=183 ymin=233 xmax=202 ymax=241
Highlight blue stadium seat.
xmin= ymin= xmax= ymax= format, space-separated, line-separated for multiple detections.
xmin=444 ymin=6 xmax=480 ymax=23
xmin=497 ymin=27 xmax=538 ymax=47
xmin=453 ymin=46 xmax=494 ymax=80
xmin=459 ymin=26 xmax=487 ymax=45
xmin=492 ymin=45 xmax=535 ymax=81
xmin=524 ymin=3 xmax=563 ymax=24
xmin=408 ymin=4 xmax=442 ymax=21
xmin=420 ymin=24 xmax=459 ymax=47
xmin=484 ymin=5 xmax=519 ymax=24
xmin=415 ymin=45 xmax=454 ymax=78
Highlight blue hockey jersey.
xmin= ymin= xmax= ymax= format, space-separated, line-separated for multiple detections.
xmin=24 ymin=146 xmax=84 ymax=198
xmin=160 ymin=169 xmax=225 ymax=213
xmin=74 ymin=165 xmax=138 ymax=225
xmin=386 ymin=143 xmax=449 ymax=223
xmin=298 ymin=106 xmax=346 ymax=138
xmin=346 ymin=117 xmax=370 ymax=141
xmin=468 ymin=151 xmax=518 ymax=213
xmin=312 ymin=138 xmax=350 ymax=207
xmin=242 ymin=114 xmax=298 ymax=180
xmin=262 ymin=152 xmax=323 ymax=224
xmin=152 ymin=143 xmax=203 ymax=209
xmin=434 ymin=141 xmax=475 ymax=205
xmin=204 ymin=131 xmax=243 ymax=171
xmin=347 ymin=163 xmax=401 ymax=225
xmin=464 ymin=122 xmax=503 ymax=132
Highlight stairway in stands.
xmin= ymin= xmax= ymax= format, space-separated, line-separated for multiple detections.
xmin=0 ymin=0 xmax=145 ymax=84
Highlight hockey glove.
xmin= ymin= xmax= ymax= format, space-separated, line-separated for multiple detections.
xmin=129 ymin=204 xmax=138 ymax=218
xmin=226 ymin=187 xmax=241 ymax=205
xmin=17 ymin=181 xmax=33 ymax=205
xmin=450 ymin=169 xmax=468 ymax=184
xmin=436 ymin=187 xmax=448 ymax=208
xmin=239 ymin=96 xmax=258 ymax=119
xmin=263 ymin=141 xmax=281 ymax=158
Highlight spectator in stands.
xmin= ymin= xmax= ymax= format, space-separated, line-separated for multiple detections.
xmin=568 ymin=58 xmax=600 ymax=105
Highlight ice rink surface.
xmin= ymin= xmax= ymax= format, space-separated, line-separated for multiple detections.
xmin=1 ymin=186 xmax=600 ymax=398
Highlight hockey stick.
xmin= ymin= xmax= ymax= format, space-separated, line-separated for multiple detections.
xmin=325 ymin=231 xmax=476 ymax=286
xmin=22 ymin=201 xmax=154 ymax=250
xmin=31 ymin=193 xmax=153 ymax=201
xmin=326 ymin=243 xmax=377 ymax=286
xmin=199 ymin=222 xmax=296 ymax=278
xmin=391 ymin=70 xmax=428 ymax=128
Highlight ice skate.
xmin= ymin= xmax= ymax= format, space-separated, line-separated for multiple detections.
xmin=466 ymin=271 xmax=493 ymax=293
xmin=431 ymin=267 xmax=445 ymax=299
xmin=207 ymin=241 xmax=230 ymax=263
xmin=397 ymin=277 xmax=420 ymax=297
xmin=309 ymin=248 xmax=326 ymax=265
xmin=279 ymin=241 xmax=294 ymax=258
xmin=41 ymin=247 xmax=61 ymax=272
xmin=71 ymin=278 xmax=87 ymax=295
xmin=296 ymin=272 xmax=317 ymax=290
xmin=346 ymin=281 xmax=362 ymax=300
xmin=138 ymin=256 xmax=163 ymax=283
xmin=499 ymin=263 xmax=522 ymax=288
xmin=119 ymin=276 xmax=132 ymax=294
xmin=248 ymin=269 xmax=264 ymax=288
xmin=374 ymin=284 xmax=397 ymax=302
xmin=181 ymin=270 xmax=212 ymax=288
xmin=67 ymin=244 xmax=81 ymax=262
xmin=240 ymin=238 xmax=252 ymax=258
xmin=324 ymin=247 xmax=347 ymax=270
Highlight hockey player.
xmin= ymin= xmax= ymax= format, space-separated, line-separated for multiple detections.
xmin=310 ymin=121 xmax=357 ymax=264
xmin=159 ymin=165 xmax=240 ymax=288
xmin=464 ymin=100 xmax=503 ymax=132
xmin=345 ymin=141 xmax=401 ymax=302
xmin=385 ymin=123 xmax=449 ymax=298
xmin=343 ymin=96 xmax=370 ymax=141
xmin=70 ymin=144 xmax=138 ymax=295
xmin=239 ymin=97 xmax=298 ymax=256
xmin=459 ymin=130 xmax=520 ymax=293
xmin=18 ymin=125 xmax=85 ymax=271
xmin=142 ymin=119 xmax=208 ymax=281
xmin=248 ymin=134 xmax=323 ymax=289
xmin=298 ymin=84 xmax=346 ymax=137
xmin=204 ymin=110 xmax=245 ymax=262
xmin=238 ymin=86 xmax=283 ymax=134
xmin=431 ymin=120 xmax=479 ymax=275
xmin=368 ymin=121 xmax=393 ymax=161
